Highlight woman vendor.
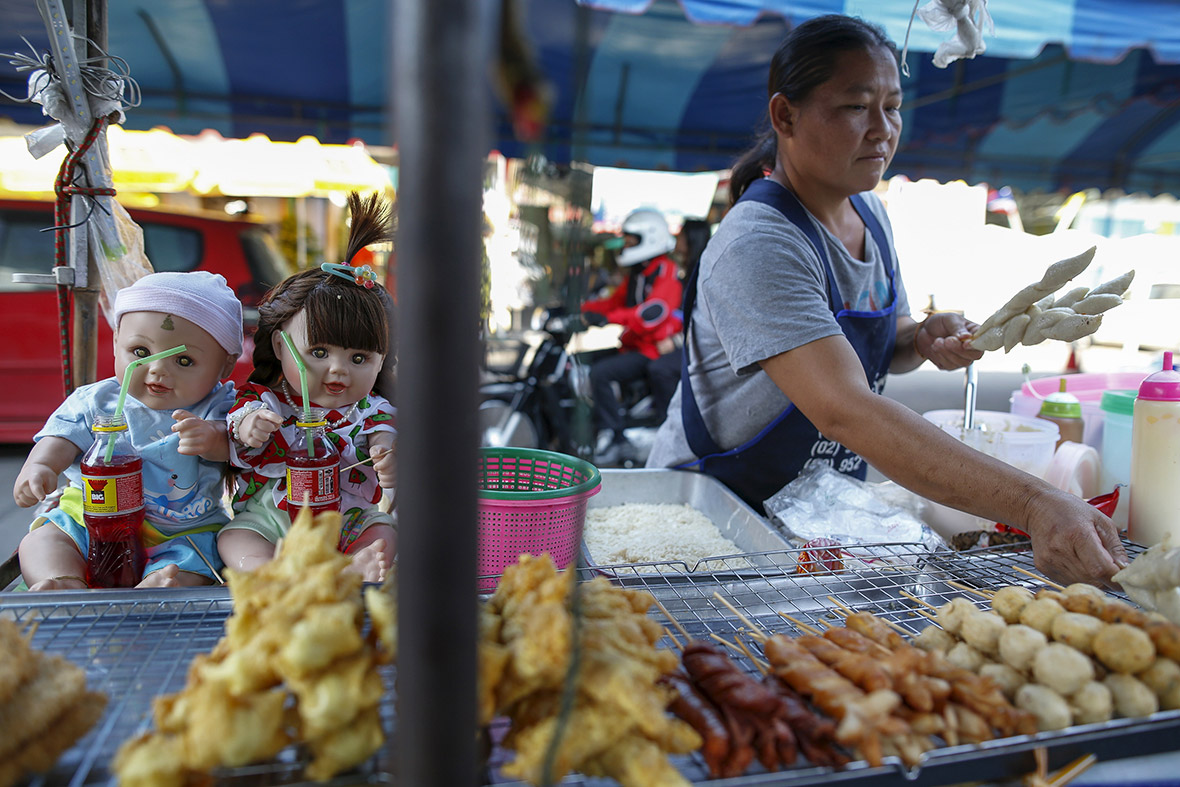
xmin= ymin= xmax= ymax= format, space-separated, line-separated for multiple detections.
xmin=645 ymin=14 xmax=1127 ymax=587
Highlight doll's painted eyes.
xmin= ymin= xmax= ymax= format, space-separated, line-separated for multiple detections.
xmin=177 ymin=356 xmax=193 ymax=367
xmin=351 ymin=353 xmax=368 ymax=365
xmin=133 ymin=346 xmax=149 ymax=358
xmin=310 ymin=347 xmax=328 ymax=359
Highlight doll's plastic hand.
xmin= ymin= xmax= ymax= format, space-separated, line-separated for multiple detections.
xmin=14 ymin=462 xmax=58 ymax=507
xmin=916 ymin=312 xmax=984 ymax=371
xmin=172 ymin=410 xmax=227 ymax=458
xmin=372 ymin=444 xmax=397 ymax=489
xmin=238 ymin=408 xmax=284 ymax=448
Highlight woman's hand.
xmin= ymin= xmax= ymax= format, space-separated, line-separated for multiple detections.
xmin=1022 ymin=487 xmax=1129 ymax=587
xmin=915 ymin=312 xmax=983 ymax=371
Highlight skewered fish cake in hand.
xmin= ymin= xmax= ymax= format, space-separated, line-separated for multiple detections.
xmin=1019 ymin=598 xmax=1066 ymax=636
xmin=961 ymin=611 xmax=1007 ymax=657
xmin=1093 ymin=624 xmax=1156 ymax=674
xmin=968 ymin=247 xmax=1133 ymax=352
xmin=1104 ymin=674 xmax=1159 ymax=718
xmin=991 ymin=586 xmax=1034 ymax=624
xmin=1015 ymin=684 xmax=1072 ymax=731
xmin=1032 ymin=643 xmax=1094 ymax=696
xmin=1051 ymin=613 xmax=1106 ymax=655
xmin=999 ymin=624 xmax=1047 ymax=673
xmin=1069 ymin=681 xmax=1114 ymax=724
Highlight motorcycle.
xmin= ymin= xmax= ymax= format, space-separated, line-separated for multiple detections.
xmin=479 ymin=307 xmax=663 ymax=466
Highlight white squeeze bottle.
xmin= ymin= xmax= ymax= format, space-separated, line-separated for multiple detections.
xmin=1129 ymin=351 xmax=1180 ymax=546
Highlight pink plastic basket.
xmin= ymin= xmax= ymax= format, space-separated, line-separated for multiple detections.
xmin=476 ymin=447 xmax=601 ymax=592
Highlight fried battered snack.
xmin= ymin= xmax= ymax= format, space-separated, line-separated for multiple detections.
xmin=114 ymin=508 xmax=392 ymax=786
xmin=0 ymin=619 xmax=107 ymax=787
xmin=483 ymin=554 xmax=699 ymax=787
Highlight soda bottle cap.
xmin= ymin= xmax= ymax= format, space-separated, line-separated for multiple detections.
xmin=1040 ymin=378 xmax=1082 ymax=418
xmin=1138 ymin=351 xmax=1180 ymax=402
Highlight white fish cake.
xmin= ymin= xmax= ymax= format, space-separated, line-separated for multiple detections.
xmin=1033 ymin=643 xmax=1094 ymax=696
xmin=999 ymin=624 xmax=1047 ymax=673
xmin=991 ymin=585 xmax=1034 ymax=624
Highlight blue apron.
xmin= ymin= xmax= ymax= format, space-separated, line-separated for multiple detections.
xmin=677 ymin=178 xmax=898 ymax=509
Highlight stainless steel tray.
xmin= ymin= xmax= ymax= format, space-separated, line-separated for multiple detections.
xmin=582 ymin=469 xmax=792 ymax=572
xmin=6 ymin=541 xmax=1177 ymax=787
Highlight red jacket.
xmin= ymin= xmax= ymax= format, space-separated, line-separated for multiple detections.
xmin=583 ymin=254 xmax=683 ymax=360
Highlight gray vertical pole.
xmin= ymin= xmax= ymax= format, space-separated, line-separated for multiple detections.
xmin=392 ymin=0 xmax=483 ymax=783
xmin=71 ymin=0 xmax=103 ymax=387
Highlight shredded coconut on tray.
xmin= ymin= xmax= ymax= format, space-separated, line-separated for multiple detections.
xmin=583 ymin=502 xmax=753 ymax=572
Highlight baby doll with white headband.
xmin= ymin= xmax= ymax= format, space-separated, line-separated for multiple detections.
xmin=220 ymin=192 xmax=397 ymax=582
xmin=14 ymin=271 xmax=243 ymax=590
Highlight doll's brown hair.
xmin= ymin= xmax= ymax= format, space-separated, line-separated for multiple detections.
xmin=250 ymin=192 xmax=397 ymax=398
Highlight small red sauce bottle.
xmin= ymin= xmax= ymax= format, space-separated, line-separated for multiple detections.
xmin=285 ymin=408 xmax=341 ymax=523
xmin=80 ymin=414 xmax=146 ymax=587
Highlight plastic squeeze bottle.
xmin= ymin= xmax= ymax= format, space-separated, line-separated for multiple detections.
xmin=285 ymin=407 xmax=341 ymax=523
xmin=80 ymin=414 xmax=147 ymax=587
xmin=1038 ymin=378 xmax=1084 ymax=449
xmin=1129 ymin=352 xmax=1180 ymax=547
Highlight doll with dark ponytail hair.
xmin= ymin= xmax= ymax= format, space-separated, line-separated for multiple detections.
xmin=220 ymin=191 xmax=399 ymax=582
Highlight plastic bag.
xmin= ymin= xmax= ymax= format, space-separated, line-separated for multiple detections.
xmin=763 ymin=464 xmax=946 ymax=552
xmin=917 ymin=0 xmax=994 ymax=68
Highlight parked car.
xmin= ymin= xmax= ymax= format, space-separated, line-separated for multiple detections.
xmin=0 ymin=198 xmax=295 ymax=442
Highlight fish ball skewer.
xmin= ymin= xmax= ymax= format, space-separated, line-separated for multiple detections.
xmin=1051 ymin=613 xmax=1106 ymax=655
xmin=979 ymin=663 xmax=1026 ymax=700
xmin=914 ymin=625 xmax=956 ymax=654
xmin=1033 ymin=643 xmax=1095 ymax=696
xmin=991 ymin=586 xmax=1034 ymax=624
xmin=1104 ymin=674 xmax=1159 ymax=718
xmin=1093 ymin=624 xmax=1156 ymax=674
xmin=1019 ymin=598 xmax=1066 ymax=636
xmin=999 ymin=625 xmax=1047 ymax=673
xmin=936 ymin=598 xmax=977 ymax=636
xmin=961 ymin=611 xmax=1007 ymax=657
xmin=1070 ymin=681 xmax=1114 ymax=725
xmin=947 ymin=642 xmax=987 ymax=672
xmin=1015 ymin=684 xmax=1073 ymax=731
xmin=1138 ymin=657 xmax=1180 ymax=697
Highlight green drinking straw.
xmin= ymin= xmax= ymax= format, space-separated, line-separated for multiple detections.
xmin=105 ymin=344 xmax=187 ymax=461
xmin=279 ymin=330 xmax=316 ymax=457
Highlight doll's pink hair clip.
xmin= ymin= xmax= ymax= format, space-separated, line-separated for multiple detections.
xmin=321 ymin=262 xmax=377 ymax=289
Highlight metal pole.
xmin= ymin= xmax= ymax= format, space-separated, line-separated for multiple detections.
xmin=392 ymin=0 xmax=484 ymax=783
xmin=70 ymin=0 xmax=104 ymax=387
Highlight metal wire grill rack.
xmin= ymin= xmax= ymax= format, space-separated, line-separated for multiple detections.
xmin=5 ymin=540 xmax=1177 ymax=787
xmin=0 ymin=586 xmax=395 ymax=787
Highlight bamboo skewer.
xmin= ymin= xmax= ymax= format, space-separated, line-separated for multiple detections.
xmin=733 ymin=634 xmax=770 ymax=675
xmin=779 ymin=612 xmax=822 ymax=636
xmin=185 ymin=535 xmax=225 ymax=585
xmin=898 ymin=589 xmax=939 ymax=611
xmin=663 ymin=626 xmax=683 ymax=652
xmin=1047 ymin=754 xmax=1097 ymax=787
xmin=827 ymin=595 xmax=855 ymax=617
xmin=340 ymin=446 xmax=391 ymax=474
xmin=653 ymin=598 xmax=693 ymax=644
xmin=946 ymin=580 xmax=995 ymax=600
xmin=711 ymin=592 xmax=769 ymax=640
xmin=1012 ymin=566 xmax=1066 ymax=590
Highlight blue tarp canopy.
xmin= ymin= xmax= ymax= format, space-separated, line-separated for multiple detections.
xmin=1 ymin=0 xmax=1179 ymax=193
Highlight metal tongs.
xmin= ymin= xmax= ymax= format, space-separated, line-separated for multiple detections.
xmin=964 ymin=363 xmax=979 ymax=431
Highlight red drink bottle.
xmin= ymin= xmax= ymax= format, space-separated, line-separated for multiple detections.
xmin=80 ymin=414 xmax=146 ymax=588
xmin=286 ymin=408 xmax=341 ymax=523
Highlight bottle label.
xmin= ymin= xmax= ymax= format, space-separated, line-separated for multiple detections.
xmin=82 ymin=470 xmax=143 ymax=516
xmin=287 ymin=465 xmax=340 ymax=507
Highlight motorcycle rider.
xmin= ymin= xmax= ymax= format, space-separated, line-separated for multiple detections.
xmin=582 ymin=208 xmax=683 ymax=465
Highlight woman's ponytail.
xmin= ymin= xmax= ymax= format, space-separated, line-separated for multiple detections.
xmin=728 ymin=131 xmax=777 ymax=206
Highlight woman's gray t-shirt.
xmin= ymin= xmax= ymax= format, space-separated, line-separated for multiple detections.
xmin=646 ymin=183 xmax=911 ymax=469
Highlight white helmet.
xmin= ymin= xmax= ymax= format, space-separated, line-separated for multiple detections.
xmin=616 ymin=208 xmax=675 ymax=267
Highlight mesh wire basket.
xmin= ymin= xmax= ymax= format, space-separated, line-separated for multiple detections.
xmin=477 ymin=447 xmax=601 ymax=590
